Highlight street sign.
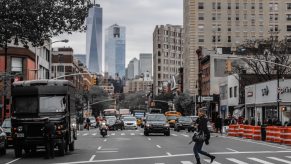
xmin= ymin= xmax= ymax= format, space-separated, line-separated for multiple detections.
xmin=197 ymin=96 xmax=213 ymax=102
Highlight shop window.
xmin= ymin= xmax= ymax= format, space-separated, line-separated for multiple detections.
xmin=229 ymin=87 xmax=233 ymax=98
xmin=11 ymin=57 xmax=23 ymax=72
xmin=234 ymin=86 xmax=237 ymax=97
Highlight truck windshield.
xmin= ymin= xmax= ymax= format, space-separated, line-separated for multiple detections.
xmin=14 ymin=96 xmax=38 ymax=113
xmin=39 ymin=96 xmax=66 ymax=113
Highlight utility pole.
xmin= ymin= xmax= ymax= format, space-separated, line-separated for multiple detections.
xmin=196 ymin=47 xmax=203 ymax=113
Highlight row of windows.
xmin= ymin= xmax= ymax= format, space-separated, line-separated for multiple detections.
xmin=229 ymin=86 xmax=238 ymax=98
xmin=157 ymin=73 xmax=176 ymax=79
xmin=198 ymin=2 xmax=288 ymax=11
xmin=157 ymin=44 xmax=183 ymax=51
xmin=157 ymin=58 xmax=182 ymax=65
xmin=160 ymin=37 xmax=183 ymax=44
xmin=157 ymin=29 xmax=182 ymax=37
xmin=157 ymin=51 xmax=182 ymax=59
xmin=157 ymin=66 xmax=181 ymax=73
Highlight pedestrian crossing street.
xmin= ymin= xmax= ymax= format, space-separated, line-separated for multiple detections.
xmin=155 ymin=156 xmax=291 ymax=164
xmin=76 ymin=130 xmax=197 ymax=138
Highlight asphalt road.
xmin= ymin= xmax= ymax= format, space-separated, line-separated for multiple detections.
xmin=2 ymin=128 xmax=291 ymax=164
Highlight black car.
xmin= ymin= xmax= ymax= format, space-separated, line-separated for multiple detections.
xmin=0 ymin=127 xmax=6 ymax=155
xmin=114 ymin=119 xmax=124 ymax=130
xmin=144 ymin=114 xmax=170 ymax=136
xmin=1 ymin=118 xmax=12 ymax=147
xmin=174 ymin=116 xmax=195 ymax=132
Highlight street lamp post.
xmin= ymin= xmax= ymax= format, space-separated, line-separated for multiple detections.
xmin=196 ymin=47 xmax=203 ymax=113
xmin=275 ymin=58 xmax=281 ymax=122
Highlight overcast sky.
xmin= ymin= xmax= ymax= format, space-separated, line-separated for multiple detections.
xmin=52 ymin=0 xmax=183 ymax=66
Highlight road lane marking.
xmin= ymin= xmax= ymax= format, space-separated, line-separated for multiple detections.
xmin=53 ymin=150 xmax=291 ymax=164
xmin=103 ymin=139 xmax=107 ymax=142
xmin=267 ymin=157 xmax=291 ymax=163
xmin=166 ymin=152 xmax=172 ymax=156
xmin=223 ymin=136 xmax=291 ymax=150
xmin=226 ymin=158 xmax=248 ymax=164
xmin=226 ymin=148 xmax=238 ymax=152
xmin=5 ymin=158 xmax=21 ymax=164
xmin=97 ymin=146 xmax=102 ymax=150
xmin=204 ymin=159 xmax=221 ymax=164
xmin=96 ymin=151 xmax=118 ymax=153
xmin=111 ymin=133 xmax=115 ymax=136
xmin=180 ymin=161 xmax=193 ymax=164
xmin=171 ymin=134 xmax=177 ymax=136
xmin=181 ymin=134 xmax=189 ymax=137
xmin=248 ymin=158 xmax=274 ymax=164
xmin=147 ymin=137 xmax=151 ymax=141
xmin=156 ymin=145 xmax=161 ymax=148
xmin=89 ymin=155 xmax=96 ymax=161
xmin=77 ymin=133 xmax=79 ymax=136
xmin=130 ymin=133 xmax=135 ymax=136
xmin=83 ymin=133 xmax=88 ymax=136
xmin=92 ymin=133 xmax=97 ymax=136
xmin=121 ymin=133 xmax=125 ymax=136
xmin=154 ymin=163 xmax=164 ymax=164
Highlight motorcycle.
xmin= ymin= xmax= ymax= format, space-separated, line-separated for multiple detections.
xmin=99 ymin=122 xmax=108 ymax=137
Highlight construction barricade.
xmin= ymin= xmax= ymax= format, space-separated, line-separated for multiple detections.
xmin=237 ymin=124 xmax=244 ymax=137
xmin=266 ymin=126 xmax=275 ymax=142
xmin=243 ymin=125 xmax=253 ymax=139
xmin=228 ymin=124 xmax=238 ymax=137
xmin=252 ymin=126 xmax=261 ymax=140
xmin=273 ymin=126 xmax=282 ymax=143
xmin=281 ymin=127 xmax=291 ymax=145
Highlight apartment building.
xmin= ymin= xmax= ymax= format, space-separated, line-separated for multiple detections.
xmin=153 ymin=24 xmax=183 ymax=95
xmin=183 ymin=0 xmax=291 ymax=96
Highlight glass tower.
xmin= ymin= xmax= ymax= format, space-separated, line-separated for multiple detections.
xmin=86 ymin=4 xmax=102 ymax=73
xmin=105 ymin=24 xmax=126 ymax=77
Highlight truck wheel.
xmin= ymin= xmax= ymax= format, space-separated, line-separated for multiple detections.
xmin=69 ymin=142 xmax=75 ymax=151
xmin=164 ymin=132 xmax=170 ymax=136
xmin=58 ymin=140 xmax=65 ymax=156
xmin=14 ymin=146 xmax=22 ymax=158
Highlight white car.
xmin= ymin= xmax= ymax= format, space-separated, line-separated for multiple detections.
xmin=123 ymin=117 xmax=137 ymax=129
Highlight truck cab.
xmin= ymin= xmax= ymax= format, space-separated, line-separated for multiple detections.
xmin=11 ymin=80 xmax=77 ymax=157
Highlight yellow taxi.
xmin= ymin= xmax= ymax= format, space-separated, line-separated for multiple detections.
xmin=165 ymin=111 xmax=181 ymax=128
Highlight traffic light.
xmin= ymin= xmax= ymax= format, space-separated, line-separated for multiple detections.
xmin=225 ymin=59 xmax=232 ymax=73
xmin=281 ymin=106 xmax=287 ymax=112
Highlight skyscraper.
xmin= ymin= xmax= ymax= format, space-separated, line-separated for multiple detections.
xmin=127 ymin=58 xmax=139 ymax=80
xmin=105 ymin=24 xmax=126 ymax=77
xmin=86 ymin=4 xmax=102 ymax=74
xmin=139 ymin=53 xmax=152 ymax=77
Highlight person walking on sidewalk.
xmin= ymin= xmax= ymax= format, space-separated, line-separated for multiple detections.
xmin=215 ymin=115 xmax=222 ymax=135
xmin=193 ymin=110 xmax=216 ymax=164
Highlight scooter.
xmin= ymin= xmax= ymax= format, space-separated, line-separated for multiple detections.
xmin=100 ymin=122 xmax=108 ymax=137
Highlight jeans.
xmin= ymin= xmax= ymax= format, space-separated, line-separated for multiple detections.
xmin=193 ymin=141 xmax=212 ymax=159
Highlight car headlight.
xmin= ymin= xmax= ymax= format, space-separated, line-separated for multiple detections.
xmin=17 ymin=126 xmax=23 ymax=132
xmin=57 ymin=125 xmax=64 ymax=130
xmin=72 ymin=123 xmax=76 ymax=128
xmin=164 ymin=123 xmax=170 ymax=127
xmin=146 ymin=123 xmax=151 ymax=127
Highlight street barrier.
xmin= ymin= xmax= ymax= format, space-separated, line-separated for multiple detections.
xmin=252 ymin=126 xmax=261 ymax=140
xmin=227 ymin=125 xmax=291 ymax=146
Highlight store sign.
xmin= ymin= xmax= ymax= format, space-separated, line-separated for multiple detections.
xmin=262 ymin=86 xmax=269 ymax=96
xmin=278 ymin=87 xmax=291 ymax=94
xmin=247 ymin=92 xmax=253 ymax=97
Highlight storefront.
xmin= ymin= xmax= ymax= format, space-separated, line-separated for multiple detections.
xmin=245 ymin=79 xmax=291 ymax=125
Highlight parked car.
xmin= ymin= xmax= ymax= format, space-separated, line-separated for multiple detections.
xmin=1 ymin=118 xmax=12 ymax=147
xmin=174 ymin=116 xmax=195 ymax=132
xmin=144 ymin=114 xmax=170 ymax=136
xmin=0 ymin=127 xmax=6 ymax=155
xmin=123 ymin=117 xmax=138 ymax=130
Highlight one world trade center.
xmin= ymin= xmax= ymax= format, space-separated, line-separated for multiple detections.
xmin=86 ymin=4 xmax=102 ymax=74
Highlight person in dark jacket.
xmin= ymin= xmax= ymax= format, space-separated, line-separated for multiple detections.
xmin=44 ymin=119 xmax=56 ymax=159
xmin=193 ymin=110 xmax=216 ymax=164
xmin=215 ymin=116 xmax=222 ymax=134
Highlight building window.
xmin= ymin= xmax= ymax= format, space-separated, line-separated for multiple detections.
xmin=236 ymin=14 xmax=239 ymax=20
xmin=243 ymin=3 xmax=247 ymax=9
xmin=198 ymin=35 xmax=204 ymax=42
xmin=259 ymin=3 xmax=263 ymax=9
xmin=11 ymin=57 xmax=23 ymax=72
xmin=198 ymin=13 xmax=204 ymax=20
xmin=57 ymin=66 xmax=64 ymax=72
xmin=234 ymin=86 xmax=237 ymax=97
xmin=287 ymin=14 xmax=291 ymax=21
xmin=288 ymin=3 xmax=291 ymax=10
xmin=218 ymin=36 xmax=221 ymax=42
xmin=229 ymin=87 xmax=233 ymax=98
xmin=212 ymin=2 xmax=216 ymax=9
xmin=228 ymin=36 xmax=231 ymax=42
xmin=158 ymin=44 xmax=161 ymax=48
xmin=212 ymin=13 xmax=216 ymax=20
xmin=287 ymin=25 xmax=291 ymax=32
xmin=251 ymin=3 xmax=255 ymax=9
xmin=228 ymin=3 xmax=231 ymax=9
xmin=158 ymin=51 xmax=161 ymax=56
xmin=198 ymin=2 xmax=204 ymax=9
xmin=212 ymin=36 xmax=216 ymax=42
xmin=228 ymin=28 xmax=231 ymax=32
xmin=58 ymin=54 xmax=64 ymax=63
xmin=217 ymin=2 xmax=221 ymax=9
xmin=198 ymin=25 xmax=204 ymax=32
xmin=236 ymin=3 xmax=239 ymax=9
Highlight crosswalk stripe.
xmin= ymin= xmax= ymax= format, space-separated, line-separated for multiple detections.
xmin=171 ymin=134 xmax=177 ymax=136
xmin=248 ymin=158 xmax=274 ymax=164
xmin=92 ymin=133 xmax=97 ymax=136
xmin=181 ymin=134 xmax=189 ymax=137
xmin=180 ymin=161 xmax=193 ymax=164
xmin=83 ymin=133 xmax=88 ymax=136
xmin=121 ymin=133 xmax=125 ymax=136
xmin=204 ymin=159 xmax=221 ymax=164
xmin=226 ymin=158 xmax=248 ymax=164
xmin=111 ymin=133 xmax=115 ymax=136
xmin=267 ymin=157 xmax=291 ymax=164
xmin=130 ymin=133 xmax=135 ymax=136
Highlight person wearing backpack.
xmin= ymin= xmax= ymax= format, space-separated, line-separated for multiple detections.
xmin=193 ymin=110 xmax=216 ymax=164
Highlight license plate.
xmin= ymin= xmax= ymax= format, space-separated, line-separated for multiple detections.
xmin=17 ymin=133 xmax=24 ymax=137
xmin=7 ymin=137 xmax=13 ymax=141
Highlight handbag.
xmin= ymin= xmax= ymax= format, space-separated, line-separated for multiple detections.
xmin=192 ymin=130 xmax=206 ymax=142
